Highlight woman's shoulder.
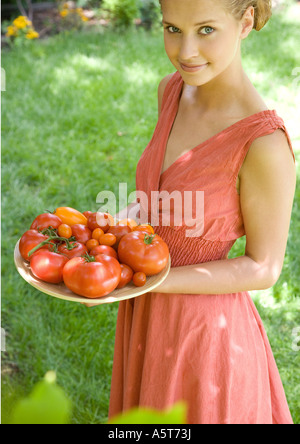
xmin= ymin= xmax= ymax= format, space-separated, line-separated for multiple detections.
xmin=157 ymin=72 xmax=177 ymax=116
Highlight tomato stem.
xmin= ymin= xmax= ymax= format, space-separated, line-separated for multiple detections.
xmin=143 ymin=234 xmax=156 ymax=245
xmin=82 ymin=253 xmax=96 ymax=263
xmin=27 ymin=234 xmax=77 ymax=257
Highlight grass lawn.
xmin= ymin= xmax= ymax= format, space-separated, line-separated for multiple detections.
xmin=1 ymin=3 xmax=300 ymax=424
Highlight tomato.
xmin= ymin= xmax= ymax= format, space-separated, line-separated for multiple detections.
xmin=99 ymin=233 xmax=116 ymax=247
xmin=117 ymin=264 xmax=134 ymax=289
xmin=117 ymin=218 xmax=138 ymax=230
xmin=133 ymin=271 xmax=147 ymax=287
xmin=58 ymin=241 xmax=88 ymax=259
xmin=54 ymin=207 xmax=87 ymax=226
xmin=92 ymin=228 xmax=104 ymax=241
xmin=118 ymin=231 xmax=169 ymax=276
xmin=30 ymin=249 xmax=69 ymax=284
xmin=19 ymin=230 xmax=50 ymax=262
xmin=71 ymin=224 xmax=92 ymax=244
xmin=57 ymin=224 xmax=72 ymax=239
xmin=89 ymin=245 xmax=118 ymax=260
xmin=83 ymin=211 xmax=92 ymax=218
xmin=133 ymin=224 xmax=155 ymax=235
xmin=107 ymin=224 xmax=132 ymax=250
xmin=63 ymin=254 xmax=121 ymax=298
xmin=85 ymin=239 xmax=99 ymax=251
xmin=30 ymin=213 xmax=62 ymax=231
xmin=87 ymin=212 xmax=114 ymax=232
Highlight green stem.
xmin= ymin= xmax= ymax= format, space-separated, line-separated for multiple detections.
xmin=143 ymin=234 xmax=156 ymax=245
xmin=82 ymin=253 xmax=96 ymax=263
xmin=28 ymin=234 xmax=77 ymax=258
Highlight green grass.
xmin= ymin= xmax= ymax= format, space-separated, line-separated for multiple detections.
xmin=2 ymin=3 xmax=300 ymax=424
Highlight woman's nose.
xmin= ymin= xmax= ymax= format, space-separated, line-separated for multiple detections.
xmin=179 ymin=34 xmax=200 ymax=61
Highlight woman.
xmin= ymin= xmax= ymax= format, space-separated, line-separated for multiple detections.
xmin=108 ymin=0 xmax=296 ymax=424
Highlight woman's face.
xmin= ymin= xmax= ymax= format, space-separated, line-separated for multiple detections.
xmin=161 ymin=0 xmax=250 ymax=87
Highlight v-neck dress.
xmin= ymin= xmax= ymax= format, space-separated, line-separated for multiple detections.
xmin=108 ymin=71 xmax=295 ymax=424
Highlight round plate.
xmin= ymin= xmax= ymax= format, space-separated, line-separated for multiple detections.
xmin=14 ymin=240 xmax=171 ymax=304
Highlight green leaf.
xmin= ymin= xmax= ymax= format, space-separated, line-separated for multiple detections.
xmin=11 ymin=372 xmax=72 ymax=424
xmin=108 ymin=401 xmax=187 ymax=424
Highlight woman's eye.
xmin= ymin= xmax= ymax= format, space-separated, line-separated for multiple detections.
xmin=166 ymin=26 xmax=180 ymax=34
xmin=200 ymin=26 xmax=214 ymax=35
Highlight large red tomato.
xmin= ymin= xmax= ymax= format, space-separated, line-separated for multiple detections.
xmin=89 ymin=245 xmax=118 ymax=260
xmin=118 ymin=231 xmax=169 ymax=276
xmin=63 ymin=254 xmax=121 ymax=298
xmin=30 ymin=249 xmax=69 ymax=284
xmin=58 ymin=241 xmax=88 ymax=259
xmin=30 ymin=213 xmax=62 ymax=231
xmin=19 ymin=230 xmax=50 ymax=262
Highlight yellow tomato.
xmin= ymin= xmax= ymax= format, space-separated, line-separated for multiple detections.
xmin=54 ymin=207 xmax=87 ymax=226
xmin=117 ymin=218 xmax=138 ymax=230
xmin=133 ymin=224 xmax=155 ymax=234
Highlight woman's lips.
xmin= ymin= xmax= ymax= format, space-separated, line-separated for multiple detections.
xmin=180 ymin=62 xmax=208 ymax=72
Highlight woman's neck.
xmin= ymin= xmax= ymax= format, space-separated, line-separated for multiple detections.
xmin=185 ymin=56 xmax=251 ymax=114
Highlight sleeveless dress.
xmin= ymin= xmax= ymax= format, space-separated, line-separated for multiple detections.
xmin=108 ymin=71 xmax=295 ymax=424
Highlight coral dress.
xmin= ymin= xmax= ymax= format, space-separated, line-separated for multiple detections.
xmin=108 ymin=72 xmax=295 ymax=424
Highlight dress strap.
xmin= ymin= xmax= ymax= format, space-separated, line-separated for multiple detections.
xmin=235 ymin=111 xmax=296 ymax=180
xmin=160 ymin=71 xmax=183 ymax=114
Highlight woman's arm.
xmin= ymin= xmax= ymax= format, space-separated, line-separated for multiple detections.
xmin=155 ymin=129 xmax=296 ymax=294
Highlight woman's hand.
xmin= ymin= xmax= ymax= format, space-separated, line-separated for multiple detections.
xmin=80 ymin=302 xmax=102 ymax=308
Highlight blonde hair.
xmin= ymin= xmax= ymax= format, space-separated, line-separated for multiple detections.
xmin=224 ymin=0 xmax=272 ymax=31
xmin=159 ymin=0 xmax=272 ymax=31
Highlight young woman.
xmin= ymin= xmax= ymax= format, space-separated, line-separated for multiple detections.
xmin=107 ymin=0 xmax=296 ymax=424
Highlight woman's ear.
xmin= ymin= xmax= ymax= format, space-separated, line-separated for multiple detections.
xmin=240 ymin=6 xmax=255 ymax=39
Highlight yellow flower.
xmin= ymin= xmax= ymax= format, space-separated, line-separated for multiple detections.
xmin=76 ymin=8 xmax=88 ymax=21
xmin=13 ymin=15 xmax=32 ymax=29
xmin=60 ymin=9 xmax=69 ymax=18
xmin=6 ymin=25 xmax=18 ymax=37
xmin=25 ymin=29 xmax=39 ymax=39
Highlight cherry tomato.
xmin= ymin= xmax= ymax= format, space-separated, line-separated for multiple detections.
xmin=63 ymin=254 xmax=121 ymax=298
xmin=30 ymin=249 xmax=69 ymax=284
xmin=58 ymin=241 xmax=88 ymax=259
xmin=57 ymin=224 xmax=72 ymax=239
xmin=54 ymin=207 xmax=87 ymax=226
xmin=99 ymin=233 xmax=117 ymax=247
xmin=30 ymin=213 xmax=62 ymax=231
xmin=118 ymin=231 xmax=169 ymax=276
xmin=106 ymin=224 xmax=132 ymax=250
xmin=132 ymin=271 xmax=147 ymax=287
xmin=19 ymin=230 xmax=50 ymax=262
xmin=92 ymin=228 xmax=104 ymax=241
xmin=89 ymin=245 xmax=118 ymax=260
xmin=117 ymin=264 xmax=134 ymax=289
xmin=71 ymin=224 xmax=92 ymax=244
xmin=85 ymin=238 xmax=99 ymax=251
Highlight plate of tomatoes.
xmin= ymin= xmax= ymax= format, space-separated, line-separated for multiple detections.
xmin=14 ymin=207 xmax=171 ymax=304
